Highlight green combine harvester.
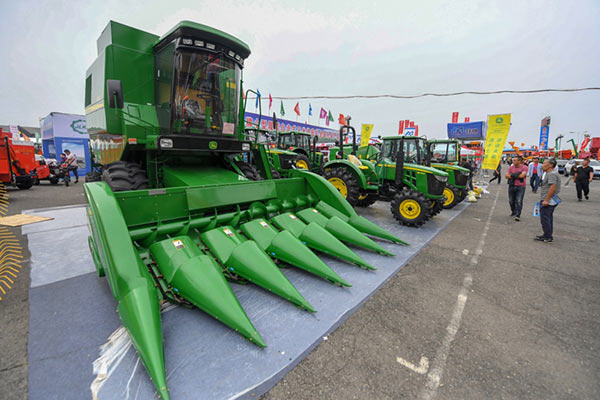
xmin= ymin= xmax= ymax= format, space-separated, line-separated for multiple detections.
xmin=323 ymin=127 xmax=449 ymax=227
xmin=83 ymin=21 xmax=405 ymax=399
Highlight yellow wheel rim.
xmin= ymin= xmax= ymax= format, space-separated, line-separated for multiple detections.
xmin=358 ymin=193 xmax=368 ymax=200
xmin=296 ymin=160 xmax=309 ymax=169
xmin=328 ymin=177 xmax=348 ymax=198
xmin=399 ymin=199 xmax=421 ymax=219
xmin=443 ymin=187 xmax=455 ymax=207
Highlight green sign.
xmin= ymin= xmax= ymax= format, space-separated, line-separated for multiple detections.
xmin=70 ymin=119 xmax=87 ymax=134
xmin=209 ymin=141 xmax=218 ymax=150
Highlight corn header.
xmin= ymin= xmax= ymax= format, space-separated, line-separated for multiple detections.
xmin=84 ymin=20 xmax=405 ymax=399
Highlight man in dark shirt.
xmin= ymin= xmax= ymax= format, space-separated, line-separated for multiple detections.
xmin=574 ymin=158 xmax=594 ymax=201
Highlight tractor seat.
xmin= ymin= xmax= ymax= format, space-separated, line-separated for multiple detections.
xmin=347 ymin=154 xmax=362 ymax=167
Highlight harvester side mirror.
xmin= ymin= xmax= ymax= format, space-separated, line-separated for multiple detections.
xmin=107 ymin=80 xmax=124 ymax=109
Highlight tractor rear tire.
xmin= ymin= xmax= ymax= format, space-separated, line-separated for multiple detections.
xmin=236 ymin=161 xmax=263 ymax=181
xmin=324 ymin=167 xmax=361 ymax=205
xmin=294 ymin=154 xmax=311 ymax=170
xmin=391 ymin=188 xmax=430 ymax=227
xmin=85 ymin=171 xmax=102 ymax=183
xmin=457 ymin=188 xmax=467 ymax=202
xmin=442 ymin=185 xmax=460 ymax=209
xmin=270 ymin=168 xmax=281 ymax=179
xmin=102 ymin=161 xmax=148 ymax=192
xmin=355 ymin=193 xmax=378 ymax=208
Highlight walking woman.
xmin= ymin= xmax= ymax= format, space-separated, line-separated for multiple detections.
xmin=489 ymin=162 xmax=502 ymax=184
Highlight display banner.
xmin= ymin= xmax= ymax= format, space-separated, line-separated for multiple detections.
xmin=41 ymin=113 xmax=88 ymax=139
xmin=539 ymin=125 xmax=549 ymax=151
xmin=403 ymin=127 xmax=416 ymax=136
xmin=482 ymin=114 xmax=511 ymax=170
xmin=244 ymin=112 xmax=337 ymax=139
xmin=360 ymin=124 xmax=374 ymax=146
xmin=447 ymin=121 xmax=484 ymax=140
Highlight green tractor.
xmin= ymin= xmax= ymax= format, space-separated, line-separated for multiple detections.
xmin=426 ymin=139 xmax=471 ymax=208
xmin=324 ymin=126 xmax=449 ymax=227
xmin=83 ymin=21 xmax=405 ymax=399
xmin=396 ymin=137 xmax=470 ymax=209
xmin=276 ymin=130 xmax=323 ymax=171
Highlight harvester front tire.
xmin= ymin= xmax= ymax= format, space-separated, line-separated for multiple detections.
xmin=355 ymin=193 xmax=378 ymax=208
xmin=294 ymin=154 xmax=311 ymax=170
xmin=324 ymin=167 xmax=361 ymax=205
xmin=442 ymin=185 xmax=460 ymax=209
xmin=236 ymin=161 xmax=263 ymax=181
xmin=391 ymin=188 xmax=429 ymax=227
xmin=102 ymin=161 xmax=148 ymax=192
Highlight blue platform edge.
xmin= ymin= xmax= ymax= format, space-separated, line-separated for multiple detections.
xmin=25 ymin=201 xmax=469 ymax=400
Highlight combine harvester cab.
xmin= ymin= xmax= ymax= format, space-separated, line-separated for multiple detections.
xmin=83 ymin=21 xmax=405 ymax=399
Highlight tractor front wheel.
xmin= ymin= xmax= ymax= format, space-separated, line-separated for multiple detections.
xmin=442 ymin=185 xmax=460 ymax=209
xmin=430 ymin=199 xmax=444 ymax=216
xmin=102 ymin=161 xmax=148 ymax=192
xmin=457 ymin=188 xmax=467 ymax=202
xmin=355 ymin=193 xmax=378 ymax=208
xmin=324 ymin=167 xmax=361 ymax=205
xmin=391 ymin=188 xmax=430 ymax=227
xmin=294 ymin=154 xmax=311 ymax=170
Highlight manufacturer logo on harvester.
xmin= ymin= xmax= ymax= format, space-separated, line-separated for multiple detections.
xmin=496 ymin=117 xmax=503 ymax=123
xmin=71 ymin=119 xmax=87 ymax=134
xmin=209 ymin=141 xmax=218 ymax=150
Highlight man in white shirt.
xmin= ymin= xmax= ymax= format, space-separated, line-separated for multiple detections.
xmin=64 ymin=149 xmax=79 ymax=183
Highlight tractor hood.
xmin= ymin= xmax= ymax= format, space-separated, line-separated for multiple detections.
xmin=405 ymin=163 xmax=449 ymax=177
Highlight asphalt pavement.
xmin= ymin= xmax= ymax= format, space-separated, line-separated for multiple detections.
xmin=1 ymin=176 xmax=599 ymax=400
xmin=263 ymin=176 xmax=600 ymax=400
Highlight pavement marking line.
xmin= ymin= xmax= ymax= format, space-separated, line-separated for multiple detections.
xmin=420 ymin=187 xmax=498 ymax=399
xmin=396 ymin=356 xmax=430 ymax=374
xmin=470 ymin=187 xmax=500 ymax=265
xmin=420 ymin=273 xmax=473 ymax=400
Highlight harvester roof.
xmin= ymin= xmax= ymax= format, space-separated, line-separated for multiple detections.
xmin=155 ymin=20 xmax=251 ymax=60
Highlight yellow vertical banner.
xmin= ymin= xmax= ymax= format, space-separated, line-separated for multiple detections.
xmin=360 ymin=124 xmax=374 ymax=147
xmin=482 ymin=114 xmax=511 ymax=170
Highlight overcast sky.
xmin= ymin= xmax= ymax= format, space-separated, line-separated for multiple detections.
xmin=1 ymin=0 xmax=598 ymax=146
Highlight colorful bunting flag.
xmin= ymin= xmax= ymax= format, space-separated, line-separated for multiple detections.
xmin=319 ymin=107 xmax=327 ymax=119
xmin=280 ymin=100 xmax=285 ymax=117
xmin=338 ymin=113 xmax=346 ymax=125
xmin=309 ymin=104 xmax=312 ymax=116
xmin=294 ymin=102 xmax=300 ymax=116
xmin=255 ymin=89 xmax=261 ymax=109
xmin=269 ymin=94 xmax=272 ymax=111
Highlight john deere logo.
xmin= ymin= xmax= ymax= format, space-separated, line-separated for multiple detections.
xmin=495 ymin=117 xmax=503 ymax=123
xmin=71 ymin=119 xmax=87 ymax=134
xmin=209 ymin=141 xmax=218 ymax=150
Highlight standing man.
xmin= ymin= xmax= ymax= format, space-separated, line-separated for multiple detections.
xmin=574 ymin=158 xmax=594 ymax=201
xmin=527 ymin=157 xmax=541 ymax=193
xmin=505 ymin=155 xmax=528 ymax=221
xmin=64 ymin=149 xmax=79 ymax=184
xmin=535 ymin=159 xmax=561 ymax=242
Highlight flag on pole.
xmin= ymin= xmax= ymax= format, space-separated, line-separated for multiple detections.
xmin=319 ymin=107 xmax=327 ymax=119
xmin=255 ymin=89 xmax=261 ymax=109
xmin=269 ymin=94 xmax=272 ymax=111
xmin=280 ymin=101 xmax=285 ymax=117
xmin=326 ymin=110 xmax=333 ymax=126
xmin=309 ymin=104 xmax=312 ymax=116
xmin=294 ymin=102 xmax=300 ymax=116
xmin=338 ymin=113 xmax=346 ymax=125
